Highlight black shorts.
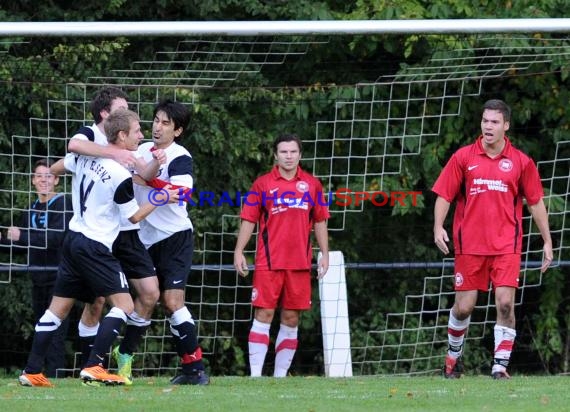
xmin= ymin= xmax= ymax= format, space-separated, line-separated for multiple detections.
xmin=53 ymin=231 xmax=130 ymax=303
xmin=147 ymin=229 xmax=193 ymax=291
xmin=112 ymin=229 xmax=156 ymax=280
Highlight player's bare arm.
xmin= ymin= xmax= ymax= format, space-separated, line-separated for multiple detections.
xmin=131 ymin=174 xmax=147 ymax=186
xmin=135 ymin=148 xmax=166 ymax=181
xmin=234 ymin=220 xmax=256 ymax=277
xmin=68 ymin=138 xmax=137 ymax=168
xmin=50 ymin=158 xmax=67 ymax=176
xmin=128 ymin=202 xmax=157 ymax=224
xmin=128 ymin=187 xmax=180 ymax=224
xmin=528 ymin=198 xmax=553 ymax=273
xmin=433 ymin=196 xmax=451 ymax=255
xmin=314 ymin=220 xmax=329 ymax=279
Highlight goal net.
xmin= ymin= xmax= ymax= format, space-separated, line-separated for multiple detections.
xmin=0 ymin=26 xmax=568 ymax=377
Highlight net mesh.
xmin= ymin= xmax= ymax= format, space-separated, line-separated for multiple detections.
xmin=0 ymin=33 xmax=568 ymax=376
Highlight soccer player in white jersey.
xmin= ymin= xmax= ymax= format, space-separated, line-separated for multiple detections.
xmin=133 ymin=99 xmax=209 ymax=385
xmin=18 ymin=109 xmax=167 ymax=387
xmin=67 ymin=87 xmax=137 ymax=167
xmin=50 ymin=87 xmax=133 ymax=366
xmin=51 ymin=87 xmax=166 ymax=384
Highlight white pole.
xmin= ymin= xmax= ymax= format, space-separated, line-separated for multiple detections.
xmin=1 ymin=19 xmax=570 ymax=37
xmin=319 ymin=251 xmax=353 ymax=377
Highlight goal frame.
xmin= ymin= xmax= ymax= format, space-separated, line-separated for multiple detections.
xmin=1 ymin=18 xmax=570 ymax=37
xmin=0 ymin=18 xmax=568 ymax=378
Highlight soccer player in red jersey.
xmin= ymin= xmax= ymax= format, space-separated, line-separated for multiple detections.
xmin=234 ymin=133 xmax=330 ymax=377
xmin=432 ymin=99 xmax=553 ymax=380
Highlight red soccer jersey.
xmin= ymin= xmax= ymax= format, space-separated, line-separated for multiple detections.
xmin=240 ymin=165 xmax=330 ymax=270
xmin=432 ymin=136 xmax=544 ymax=255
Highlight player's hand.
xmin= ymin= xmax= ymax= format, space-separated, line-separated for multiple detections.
xmin=434 ymin=227 xmax=450 ymax=255
xmin=164 ymin=186 xmax=182 ymax=204
xmin=317 ymin=254 xmax=329 ymax=280
xmin=541 ymin=242 xmax=553 ymax=273
xmin=234 ymin=253 xmax=250 ymax=277
xmin=151 ymin=148 xmax=167 ymax=164
xmin=7 ymin=227 xmax=20 ymax=241
xmin=113 ymin=149 xmax=138 ymax=169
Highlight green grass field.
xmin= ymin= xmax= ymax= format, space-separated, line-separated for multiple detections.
xmin=0 ymin=375 xmax=566 ymax=411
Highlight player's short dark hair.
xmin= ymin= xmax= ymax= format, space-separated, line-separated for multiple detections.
xmin=90 ymin=87 xmax=129 ymax=124
xmin=272 ymin=133 xmax=302 ymax=154
xmin=104 ymin=109 xmax=140 ymax=144
xmin=483 ymin=99 xmax=511 ymax=123
xmin=153 ymin=100 xmax=191 ymax=142
xmin=33 ymin=158 xmax=54 ymax=171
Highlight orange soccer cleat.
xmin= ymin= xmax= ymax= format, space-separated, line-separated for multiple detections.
xmin=19 ymin=372 xmax=54 ymax=387
xmin=80 ymin=365 xmax=126 ymax=386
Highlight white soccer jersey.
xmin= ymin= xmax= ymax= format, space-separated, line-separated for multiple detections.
xmin=134 ymin=141 xmax=193 ymax=246
xmin=64 ymin=154 xmax=140 ymax=251
xmin=71 ymin=123 xmax=108 ymax=146
xmin=70 ymin=123 xmax=141 ymax=231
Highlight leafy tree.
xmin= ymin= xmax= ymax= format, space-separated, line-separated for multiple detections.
xmin=0 ymin=0 xmax=568 ymax=375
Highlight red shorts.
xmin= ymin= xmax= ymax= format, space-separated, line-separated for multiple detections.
xmin=454 ymin=254 xmax=521 ymax=292
xmin=251 ymin=269 xmax=312 ymax=310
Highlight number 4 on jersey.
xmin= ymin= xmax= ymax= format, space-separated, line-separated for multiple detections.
xmin=79 ymin=175 xmax=95 ymax=216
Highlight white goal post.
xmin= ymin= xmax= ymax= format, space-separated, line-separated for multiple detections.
xmin=1 ymin=19 xmax=570 ymax=37
xmin=319 ymin=251 xmax=353 ymax=377
xmin=0 ymin=18 xmax=568 ymax=379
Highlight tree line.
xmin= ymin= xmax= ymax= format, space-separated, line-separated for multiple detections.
xmin=0 ymin=1 xmax=568 ymax=375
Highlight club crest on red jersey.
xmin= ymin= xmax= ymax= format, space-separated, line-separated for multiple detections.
xmin=498 ymin=159 xmax=513 ymax=172
xmin=296 ymin=181 xmax=309 ymax=192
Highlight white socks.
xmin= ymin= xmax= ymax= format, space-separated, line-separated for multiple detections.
xmin=248 ymin=319 xmax=270 ymax=377
xmin=273 ymin=324 xmax=298 ymax=378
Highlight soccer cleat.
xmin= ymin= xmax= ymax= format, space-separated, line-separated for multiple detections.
xmin=19 ymin=372 xmax=54 ymax=387
xmin=170 ymin=370 xmax=210 ymax=385
xmin=112 ymin=346 xmax=134 ymax=386
xmin=491 ymin=365 xmax=511 ymax=380
xmin=443 ymin=354 xmax=464 ymax=379
xmin=81 ymin=380 xmax=101 ymax=388
xmin=80 ymin=364 xmax=126 ymax=386
xmin=492 ymin=371 xmax=511 ymax=380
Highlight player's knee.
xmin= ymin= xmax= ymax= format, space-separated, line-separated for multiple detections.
xmin=453 ymin=304 xmax=474 ymax=319
xmin=140 ymin=288 xmax=160 ymax=308
xmin=161 ymin=293 xmax=185 ymax=314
